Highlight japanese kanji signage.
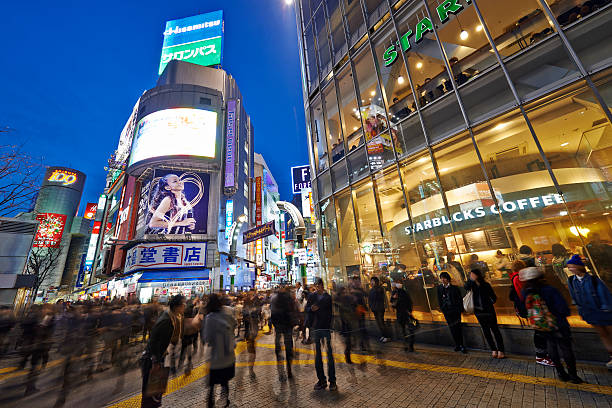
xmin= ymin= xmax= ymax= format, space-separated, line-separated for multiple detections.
xmin=33 ymin=213 xmax=67 ymax=248
xmin=159 ymin=11 xmax=224 ymax=75
xmin=125 ymin=242 xmax=207 ymax=273
xmin=224 ymin=99 xmax=237 ymax=192
xmin=255 ymin=176 xmax=262 ymax=226
xmin=291 ymin=165 xmax=311 ymax=194
xmin=243 ymin=221 xmax=276 ymax=244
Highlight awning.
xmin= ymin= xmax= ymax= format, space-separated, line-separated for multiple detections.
xmin=138 ymin=269 xmax=210 ymax=282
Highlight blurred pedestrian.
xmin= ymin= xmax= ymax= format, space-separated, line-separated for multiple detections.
xmin=312 ymin=278 xmax=337 ymax=391
xmin=437 ymin=272 xmax=466 ymax=353
xmin=203 ymin=293 xmax=236 ymax=408
xmin=391 ymin=281 xmax=416 ymax=352
xmin=350 ymin=276 xmax=369 ymax=351
xmin=243 ymin=292 xmax=260 ymax=376
xmin=369 ymin=276 xmax=390 ymax=343
xmin=271 ymin=285 xmax=296 ymax=379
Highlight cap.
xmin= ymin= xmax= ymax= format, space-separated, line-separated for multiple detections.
xmin=519 ymin=267 xmax=543 ymax=282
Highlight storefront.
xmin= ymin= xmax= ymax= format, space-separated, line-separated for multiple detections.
xmin=136 ymin=270 xmax=210 ymax=303
xmin=297 ymin=0 xmax=612 ymax=328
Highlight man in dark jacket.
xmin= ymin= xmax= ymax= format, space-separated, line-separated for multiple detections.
xmin=391 ymin=282 xmax=415 ymax=352
xmin=437 ymin=272 xmax=466 ymax=353
xmin=369 ymin=276 xmax=389 ymax=342
xmin=270 ymin=286 xmax=296 ymax=379
xmin=312 ymin=278 xmax=336 ymax=391
xmin=349 ymin=276 xmax=369 ymax=351
xmin=141 ymin=295 xmax=185 ymax=408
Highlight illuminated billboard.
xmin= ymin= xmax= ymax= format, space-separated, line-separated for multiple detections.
xmin=159 ymin=11 xmax=223 ymax=75
xmin=141 ymin=169 xmax=211 ymax=235
xmin=128 ymin=108 xmax=217 ymax=168
xmin=42 ymin=167 xmax=86 ymax=192
xmin=84 ymin=203 xmax=97 ymax=220
xmin=33 ymin=213 xmax=67 ymax=248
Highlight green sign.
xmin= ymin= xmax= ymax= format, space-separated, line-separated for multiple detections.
xmin=383 ymin=0 xmax=471 ymax=67
xmin=159 ymin=37 xmax=223 ymax=75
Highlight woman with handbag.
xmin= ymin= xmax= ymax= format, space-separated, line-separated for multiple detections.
xmin=140 ymin=294 xmax=185 ymax=408
xmin=465 ymin=268 xmax=505 ymax=358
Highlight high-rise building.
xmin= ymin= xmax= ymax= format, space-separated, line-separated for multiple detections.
xmin=294 ymin=0 xmax=612 ymax=333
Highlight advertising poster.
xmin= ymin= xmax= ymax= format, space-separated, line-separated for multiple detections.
xmin=159 ymin=11 xmax=224 ymax=75
xmin=112 ymin=176 xmax=138 ymax=271
xmin=141 ymin=169 xmax=210 ymax=235
xmin=33 ymin=213 xmax=67 ymax=248
xmin=128 ymin=108 xmax=218 ymax=168
xmin=255 ymin=176 xmax=262 ymax=226
xmin=83 ymin=203 xmax=97 ymax=220
xmin=360 ymin=105 xmax=402 ymax=156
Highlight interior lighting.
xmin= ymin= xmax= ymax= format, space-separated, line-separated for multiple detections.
xmin=285 ymin=0 xmax=293 ymax=4
xmin=370 ymin=90 xmax=376 ymax=96
xmin=416 ymin=61 xmax=423 ymax=69
xmin=561 ymin=142 xmax=569 ymax=147
xmin=397 ymin=76 xmax=405 ymax=84
xmin=460 ymin=30 xmax=469 ymax=40
xmin=560 ymin=210 xmax=568 ymax=216
xmin=570 ymin=226 xmax=590 ymax=237
xmin=353 ymin=126 xmax=359 ymax=131
xmin=492 ymin=122 xmax=508 ymax=131
xmin=476 ymin=24 xmax=483 ymax=32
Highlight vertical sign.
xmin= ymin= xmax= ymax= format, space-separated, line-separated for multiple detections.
xmin=291 ymin=165 xmax=311 ymax=194
xmin=224 ymin=99 xmax=237 ymax=192
xmin=225 ymin=199 xmax=233 ymax=239
xmin=255 ymin=176 xmax=263 ymax=265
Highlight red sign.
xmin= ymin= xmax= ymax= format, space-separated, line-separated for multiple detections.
xmin=84 ymin=203 xmax=97 ymax=220
xmin=112 ymin=177 xmax=137 ymax=271
xmin=255 ymin=176 xmax=262 ymax=226
xmin=92 ymin=221 xmax=112 ymax=235
xmin=34 ymin=213 xmax=67 ymax=248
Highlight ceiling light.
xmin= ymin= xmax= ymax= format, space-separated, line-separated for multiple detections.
xmin=476 ymin=25 xmax=483 ymax=32
xmin=492 ymin=122 xmax=507 ymax=131
xmin=570 ymin=226 xmax=590 ymax=237
xmin=397 ymin=76 xmax=405 ymax=84
xmin=416 ymin=61 xmax=423 ymax=69
xmin=417 ymin=157 xmax=429 ymax=163
xmin=353 ymin=126 xmax=358 ymax=131
xmin=561 ymin=142 xmax=569 ymax=147
xmin=370 ymin=90 xmax=376 ymax=96
xmin=560 ymin=210 xmax=568 ymax=216
xmin=439 ymin=167 xmax=449 ymax=173
xmin=460 ymin=30 xmax=469 ymax=40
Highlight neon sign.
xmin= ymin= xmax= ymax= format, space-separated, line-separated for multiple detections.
xmin=47 ymin=169 xmax=78 ymax=186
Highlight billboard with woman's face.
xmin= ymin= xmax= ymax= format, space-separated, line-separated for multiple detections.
xmin=139 ymin=169 xmax=210 ymax=236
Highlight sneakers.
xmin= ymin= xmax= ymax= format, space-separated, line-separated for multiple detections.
xmin=329 ymin=382 xmax=338 ymax=391
xmin=536 ymin=357 xmax=555 ymax=367
xmin=606 ymin=358 xmax=612 ymax=371
xmin=314 ymin=381 xmax=327 ymax=390
xmin=379 ymin=337 xmax=390 ymax=343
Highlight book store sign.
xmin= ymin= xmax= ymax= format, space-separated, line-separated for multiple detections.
xmin=384 ymin=0 xmax=471 ymax=67
xmin=405 ymin=194 xmax=564 ymax=235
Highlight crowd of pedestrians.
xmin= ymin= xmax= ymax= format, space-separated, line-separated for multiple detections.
xmin=1 ymin=249 xmax=612 ymax=407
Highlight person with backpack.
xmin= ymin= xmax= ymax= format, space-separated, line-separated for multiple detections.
xmin=566 ymin=254 xmax=612 ymax=370
xmin=509 ymin=260 xmax=554 ymax=367
xmin=520 ymin=267 xmax=584 ymax=383
xmin=465 ymin=268 xmax=505 ymax=358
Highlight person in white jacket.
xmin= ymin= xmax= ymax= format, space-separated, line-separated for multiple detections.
xmin=203 ymin=294 xmax=236 ymax=408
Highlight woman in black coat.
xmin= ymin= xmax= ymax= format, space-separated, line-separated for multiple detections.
xmin=437 ymin=272 xmax=466 ymax=353
xmin=465 ymin=268 xmax=505 ymax=358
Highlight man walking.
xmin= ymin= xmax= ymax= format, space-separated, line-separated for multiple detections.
xmin=312 ymin=278 xmax=337 ymax=391
xmin=369 ymin=276 xmax=390 ymax=342
xmin=270 ymin=286 xmax=296 ymax=379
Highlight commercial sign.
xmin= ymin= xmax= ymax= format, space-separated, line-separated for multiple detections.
xmin=383 ymin=0 xmax=469 ymax=67
xmin=129 ymin=108 xmax=217 ymax=168
xmin=405 ymin=193 xmax=565 ymax=235
xmin=125 ymin=242 xmax=207 ymax=273
xmin=112 ymin=176 xmax=137 ymax=271
xmin=255 ymin=177 xmax=262 ymax=225
xmin=295 ymin=248 xmax=308 ymax=265
xmin=84 ymin=203 xmax=98 ymax=220
xmin=224 ymin=99 xmax=237 ymax=191
xmin=243 ymin=221 xmax=276 ymax=244
xmin=291 ymin=165 xmax=311 ymax=194
xmin=42 ymin=167 xmax=86 ymax=192
xmin=92 ymin=221 xmax=112 ymax=235
xmin=33 ymin=213 xmax=67 ymax=248
xmin=159 ymin=11 xmax=224 ymax=75
xmin=225 ymin=199 xmax=233 ymax=239
xmin=301 ymin=189 xmax=312 ymax=218
xmin=47 ymin=169 xmax=77 ymax=186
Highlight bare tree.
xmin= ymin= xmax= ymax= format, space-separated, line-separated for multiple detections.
xmin=0 ymin=135 xmax=43 ymax=216
xmin=25 ymin=246 xmax=63 ymax=297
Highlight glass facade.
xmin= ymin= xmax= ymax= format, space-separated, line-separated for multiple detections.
xmin=297 ymin=0 xmax=612 ymax=327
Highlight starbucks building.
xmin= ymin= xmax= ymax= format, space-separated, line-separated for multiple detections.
xmin=294 ymin=0 xmax=612 ymax=347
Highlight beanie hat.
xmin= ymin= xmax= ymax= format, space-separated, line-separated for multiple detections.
xmin=519 ymin=267 xmax=543 ymax=282
xmin=566 ymin=254 xmax=585 ymax=267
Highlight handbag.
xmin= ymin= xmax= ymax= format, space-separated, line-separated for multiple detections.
xmin=463 ymin=290 xmax=474 ymax=314
xmin=144 ymin=362 xmax=169 ymax=397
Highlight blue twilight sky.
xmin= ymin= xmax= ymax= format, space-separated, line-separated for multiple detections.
xmin=0 ymin=0 xmax=308 ymax=213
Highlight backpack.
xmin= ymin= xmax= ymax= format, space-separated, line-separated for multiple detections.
xmin=525 ymin=292 xmax=557 ymax=332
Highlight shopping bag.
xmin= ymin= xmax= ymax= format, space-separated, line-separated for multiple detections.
xmin=145 ymin=363 xmax=169 ymax=397
xmin=463 ymin=290 xmax=474 ymax=314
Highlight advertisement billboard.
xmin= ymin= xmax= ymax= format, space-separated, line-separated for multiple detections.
xmin=125 ymin=242 xmax=207 ymax=273
xmin=83 ymin=203 xmax=97 ymax=220
xmin=33 ymin=213 xmax=67 ymax=248
xmin=128 ymin=108 xmax=217 ymax=168
xmin=42 ymin=167 xmax=86 ymax=193
xmin=255 ymin=177 xmax=262 ymax=226
xmin=243 ymin=221 xmax=276 ymax=244
xmin=140 ymin=169 xmax=210 ymax=235
xmin=112 ymin=176 xmax=138 ymax=271
xmin=291 ymin=165 xmax=311 ymax=194
xmin=224 ymin=100 xmax=237 ymax=191
xmin=159 ymin=11 xmax=224 ymax=75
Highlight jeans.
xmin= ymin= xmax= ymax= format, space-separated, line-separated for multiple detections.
xmin=534 ymin=331 xmax=548 ymax=358
xmin=140 ymin=356 xmax=162 ymax=408
xmin=546 ymin=328 xmax=577 ymax=376
xmin=475 ymin=311 xmax=504 ymax=352
xmin=373 ymin=310 xmax=388 ymax=338
xmin=314 ymin=329 xmax=335 ymax=384
xmin=274 ymin=324 xmax=293 ymax=370
xmin=443 ymin=311 xmax=464 ymax=348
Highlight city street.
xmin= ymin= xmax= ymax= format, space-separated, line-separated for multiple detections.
xmin=2 ymin=331 xmax=612 ymax=407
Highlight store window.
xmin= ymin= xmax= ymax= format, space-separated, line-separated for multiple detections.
xmin=327 ymin=0 xmax=349 ymax=64
xmin=372 ymin=166 xmax=434 ymax=319
xmin=562 ymin=5 xmax=612 ymax=74
xmin=353 ymin=47 xmax=396 ymax=170
xmin=395 ymin=114 xmax=427 ymax=158
xmin=320 ymin=197 xmax=344 ymax=285
xmin=314 ymin=6 xmax=333 ymax=78
xmin=544 ymin=0 xmax=610 ymax=27
xmin=474 ymin=0 xmax=556 ymax=59
xmin=318 ymin=170 xmax=333 ymax=198
xmin=347 ymin=145 xmax=370 ymax=181
xmin=420 ymin=92 xmax=467 ymax=143
xmin=352 ymin=179 xmax=385 ymax=279
xmin=323 ymin=81 xmax=345 ymax=163
xmin=335 ymin=189 xmax=363 ymax=281
xmin=344 ymin=0 xmax=367 ymax=47
xmin=337 ymin=65 xmax=364 ymax=152
xmin=364 ymin=0 xmax=389 ymax=27
xmin=332 ymin=159 xmax=349 ymax=191
xmin=311 ymin=95 xmax=330 ymax=172
xmin=525 ymin=82 xmax=612 ymax=286
xmin=305 ymin=24 xmax=319 ymax=92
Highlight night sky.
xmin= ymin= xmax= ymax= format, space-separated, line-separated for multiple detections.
xmin=0 ymin=0 xmax=307 ymax=213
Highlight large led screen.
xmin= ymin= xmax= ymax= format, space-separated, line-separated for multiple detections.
xmin=128 ymin=108 xmax=217 ymax=168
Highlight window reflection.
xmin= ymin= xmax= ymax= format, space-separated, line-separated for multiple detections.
xmin=344 ymin=0 xmax=366 ymax=47
xmin=311 ymin=95 xmax=329 ymax=171
xmin=320 ymin=197 xmax=344 ymax=285
xmin=327 ymin=0 xmax=349 ymax=64
xmin=337 ymin=65 xmax=364 ymax=152
xmin=335 ymin=189 xmax=363 ymax=280
xmin=545 ymin=0 xmax=611 ymax=26
xmin=562 ymin=5 xmax=612 ymax=73
xmin=305 ymin=24 xmax=319 ymax=91
xmin=314 ymin=6 xmax=333 ymax=77
xmin=323 ymin=81 xmax=345 ymax=163
xmin=364 ymin=0 xmax=389 ymax=27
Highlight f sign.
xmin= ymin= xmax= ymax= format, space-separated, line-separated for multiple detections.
xmin=48 ymin=169 xmax=77 ymax=186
